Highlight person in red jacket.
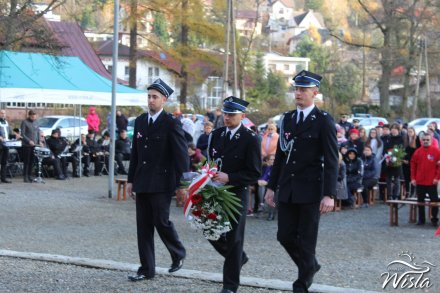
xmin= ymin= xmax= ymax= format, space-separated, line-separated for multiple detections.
xmin=86 ymin=107 xmax=100 ymax=133
xmin=411 ymin=133 xmax=440 ymax=226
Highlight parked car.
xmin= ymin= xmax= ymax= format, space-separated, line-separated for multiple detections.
xmin=38 ymin=115 xmax=88 ymax=141
xmin=358 ymin=117 xmax=389 ymax=133
xmin=408 ymin=117 xmax=440 ymax=134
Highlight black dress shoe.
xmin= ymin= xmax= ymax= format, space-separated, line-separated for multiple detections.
xmin=128 ymin=273 xmax=153 ymax=282
xmin=1 ymin=179 xmax=11 ymax=183
xmin=169 ymin=258 xmax=184 ymax=273
xmin=293 ymin=280 xmax=308 ymax=293
xmin=219 ymin=289 xmax=234 ymax=293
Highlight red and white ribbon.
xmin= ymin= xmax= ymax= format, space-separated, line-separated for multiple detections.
xmin=436 ymin=226 xmax=440 ymax=237
xmin=183 ymin=163 xmax=218 ymax=217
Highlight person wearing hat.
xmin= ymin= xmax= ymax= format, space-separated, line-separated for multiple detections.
xmin=206 ymin=96 xmax=261 ymax=293
xmin=20 ymin=110 xmax=41 ymax=183
xmin=127 ymin=78 xmax=188 ymax=282
xmin=45 ymin=128 xmax=69 ymax=180
xmin=344 ymin=128 xmax=364 ymax=155
xmin=265 ymin=70 xmax=338 ymax=293
xmin=338 ymin=113 xmax=353 ymax=138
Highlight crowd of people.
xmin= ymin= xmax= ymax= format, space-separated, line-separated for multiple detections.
xmin=0 ymin=109 xmax=132 ymax=182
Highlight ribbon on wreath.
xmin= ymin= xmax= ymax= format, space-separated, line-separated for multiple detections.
xmin=436 ymin=226 xmax=440 ymax=237
xmin=183 ymin=163 xmax=218 ymax=217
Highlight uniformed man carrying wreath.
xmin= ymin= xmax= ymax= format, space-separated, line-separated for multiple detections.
xmin=208 ymin=96 xmax=261 ymax=293
xmin=265 ymin=70 xmax=338 ymax=293
xmin=127 ymin=78 xmax=188 ymax=282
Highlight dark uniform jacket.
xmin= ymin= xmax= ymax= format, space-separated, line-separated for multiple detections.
xmin=46 ymin=136 xmax=68 ymax=157
xmin=208 ymin=125 xmax=261 ymax=189
xmin=128 ymin=111 xmax=189 ymax=193
xmin=115 ymin=137 xmax=131 ymax=155
xmin=267 ymin=107 xmax=338 ymax=203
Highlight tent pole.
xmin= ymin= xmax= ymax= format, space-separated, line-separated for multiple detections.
xmin=108 ymin=0 xmax=120 ymax=198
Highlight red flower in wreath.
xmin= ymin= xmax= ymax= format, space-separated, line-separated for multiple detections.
xmin=192 ymin=209 xmax=202 ymax=217
xmin=207 ymin=213 xmax=217 ymax=220
xmin=191 ymin=194 xmax=203 ymax=205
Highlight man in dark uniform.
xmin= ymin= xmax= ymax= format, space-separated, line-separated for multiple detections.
xmin=127 ymin=78 xmax=188 ymax=282
xmin=265 ymin=70 xmax=338 ymax=293
xmin=207 ymin=96 xmax=261 ymax=293
xmin=70 ymin=134 xmax=91 ymax=177
xmin=45 ymin=128 xmax=69 ymax=180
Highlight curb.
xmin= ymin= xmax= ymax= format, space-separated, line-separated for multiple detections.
xmin=0 ymin=249 xmax=380 ymax=293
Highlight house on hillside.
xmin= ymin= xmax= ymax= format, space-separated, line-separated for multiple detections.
xmin=94 ymin=41 xmax=246 ymax=110
xmin=235 ymin=10 xmax=263 ymax=38
xmin=266 ymin=9 xmax=326 ymax=51
xmin=262 ymin=52 xmax=310 ymax=100
xmin=287 ymin=27 xmax=332 ymax=53
xmin=94 ymin=40 xmax=181 ymax=105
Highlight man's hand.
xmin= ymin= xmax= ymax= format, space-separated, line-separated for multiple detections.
xmin=213 ymin=172 xmax=229 ymax=184
xmin=411 ymin=179 xmax=417 ymax=186
xmin=434 ymin=179 xmax=439 ymax=185
xmin=29 ymin=140 xmax=35 ymax=146
xmin=127 ymin=183 xmax=135 ymax=200
xmin=258 ymin=179 xmax=268 ymax=186
xmin=265 ymin=188 xmax=276 ymax=208
xmin=320 ymin=196 xmax=334 ymax=214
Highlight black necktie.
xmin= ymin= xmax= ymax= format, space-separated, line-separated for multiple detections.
xmin=149 ymin=117 xmax=153 ymax=127
xmin=225 ymin=131 xmax=231 ymax=142
xmin=297 ymin=111 xmax=304 ymax=127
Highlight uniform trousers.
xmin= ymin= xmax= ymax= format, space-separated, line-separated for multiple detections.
xmin=277 ymin=201 xmax=321 ymax=289
xmin=22 ymin=146 xmax=35 ymax=179
xmin=416 ymin=185 xmax=439 ymax=224
xmin=0 ymin=146 xmax=9 ymax=179
xmin=135 ymin=192 xmax=186 ymax=277
xmin=208 ymin=188 xmax=248 ymax=293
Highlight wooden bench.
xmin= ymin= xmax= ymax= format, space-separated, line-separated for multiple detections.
xmin=115 ymin=178 xmax=128 ymax=201
xmin=386 ymin=199 xmax=440 ymax=226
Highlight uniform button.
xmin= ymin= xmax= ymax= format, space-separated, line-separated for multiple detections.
xmin=294 ymin=136 xmax=297 ymax=139
xmin=291 ymin=174 xmax=295 ymax=177
xmin=144 ymin=145 xmax=147 ymax=148
xmin=293 ymin=161 xmax=296 ymax=164
xmin=143 ymin=161 xmax=146 ymax=164
xmin=221 ymin=155 xmax=224 ymax=158
xmin=293 ymin=149 xmax=296 ymax=151
xmin=146 ymin=137 xmax=148 ymax=140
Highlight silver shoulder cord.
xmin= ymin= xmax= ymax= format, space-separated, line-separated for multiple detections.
xmin=279 ymin=113 xmax=294 ymax=163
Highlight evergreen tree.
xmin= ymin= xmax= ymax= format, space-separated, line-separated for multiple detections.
xmin=152 ymin=12 xmax=170 ymax=45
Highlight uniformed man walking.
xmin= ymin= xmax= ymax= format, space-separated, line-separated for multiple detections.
xmin=265 ymin=70 xmax=338 ymax=293
xmin=208 ymin=96 xmax=261 ymax=293
xmin=127 ymin=78 xmax=188 ymax=282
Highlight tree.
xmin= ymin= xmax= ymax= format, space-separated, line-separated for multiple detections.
xmin=0 ymin=0 xmax=65 ymax=50
xmin=305 ymin=0 xmax=324 ymax=11
xmin=332 ymin=63 xmax=362 ymax=105
xmin=152 ymin=12 xmax=169 ymax=45
xmin=329 ymin=0 xmax=440 ymax=116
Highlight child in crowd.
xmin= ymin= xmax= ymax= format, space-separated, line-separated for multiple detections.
xmin=336 ymin=152 xmax=348 ymax=201
xmin=258 ymin=155 xmax=276 ymax=220
xmin=345 ymin=148 xmax=364 ymax=207
xmin=361 ymin=146 xmax=378 ymax=208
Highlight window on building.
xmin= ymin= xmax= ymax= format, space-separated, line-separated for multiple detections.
xmin=284 ymin=64 xmax=289 ymax=71
xmin=279 ymin=8 xmax=284 ymax=14
xmin=268 ymin=64 xmax=276 ymax=71
xmin=125 ymin=66 xmax=130 ymax=76
xmin=107 ymin=65 xmax=113 ymax=72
